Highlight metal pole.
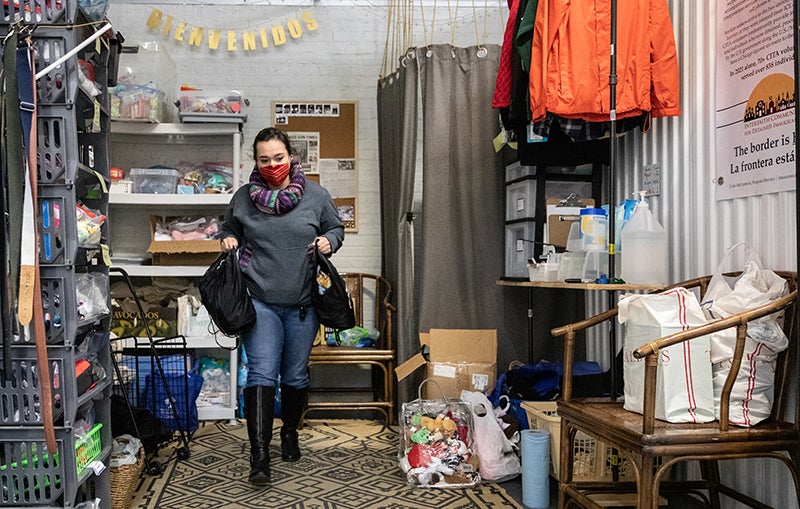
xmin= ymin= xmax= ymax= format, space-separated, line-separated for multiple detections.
xmin=608 ymin=0 xmax=619 ymax=400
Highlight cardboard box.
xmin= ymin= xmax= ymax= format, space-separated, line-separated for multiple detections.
xmin=395 ymin=329 xmax=498 ymax=399
xmin=148 ymin=216 xmax=221 ymax=266
xmin=111 ymin=303 xmax=178 ymax=338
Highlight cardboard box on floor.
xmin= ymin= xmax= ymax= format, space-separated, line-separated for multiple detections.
xmin=395 ymin=329 xmax=497 ymax=399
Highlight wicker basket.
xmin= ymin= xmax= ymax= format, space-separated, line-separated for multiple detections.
xmin=110 ymin=439 xmax=145 ymax=509
xmin=521 ymin=401 xmax=635 ymax=482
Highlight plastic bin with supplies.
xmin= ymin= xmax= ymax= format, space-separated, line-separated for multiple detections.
xmin=177 ymin=89 xmax=248 ymax=123
xmin=130 ymin=168 xmax=181 ymax=194
xmin=0 ymin=424 xmax=104 ymax=506
xmin=111 ymin=41 xmax=176 ymax=122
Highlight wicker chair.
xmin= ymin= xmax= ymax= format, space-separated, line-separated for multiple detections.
xmin=301 ymin=273 xmax=395 ymax=426
xmin=552 ymin=272 xmax=798 ymax=509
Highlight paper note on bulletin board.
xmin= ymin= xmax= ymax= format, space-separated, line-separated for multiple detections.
xmin=272 ymin=100 xmax=358 ymax=232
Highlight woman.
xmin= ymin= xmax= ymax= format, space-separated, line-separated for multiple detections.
xmin=220 ymin=127 xmax=344 ymax=485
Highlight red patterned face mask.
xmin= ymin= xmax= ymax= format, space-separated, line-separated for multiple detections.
xmin=258 ymin=162 xmax=291 ymax=187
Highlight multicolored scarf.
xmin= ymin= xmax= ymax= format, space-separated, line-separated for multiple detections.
xmin=248 ymin=163 xmax=305 ymax=215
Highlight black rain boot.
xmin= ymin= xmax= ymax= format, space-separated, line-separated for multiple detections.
xmin=244 ymin=385 xmax=276 ymax=485
xmin=279 ymin=384 xmax=308 ymax=462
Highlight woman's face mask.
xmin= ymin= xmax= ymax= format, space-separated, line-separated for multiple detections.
xmin=258 ymin=162 xmax=291 ymax=187
xmin=255 ymin=138 xmax=293 ymax=187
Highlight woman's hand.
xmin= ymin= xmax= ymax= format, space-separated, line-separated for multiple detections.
xmin=221 ymin=237 xmax=239 ymax=252
xmin=313 ymin=236 xmax=332 ymax=255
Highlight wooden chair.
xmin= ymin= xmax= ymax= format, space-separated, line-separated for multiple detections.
xmin=552 ymin=272 xmax=799 ymax=509
xmin=302 ymin=273 xmax=396 ymax=426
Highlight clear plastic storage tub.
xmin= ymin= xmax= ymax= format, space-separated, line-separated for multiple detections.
xmin=130 ymin=168 xmax=180 ymax=194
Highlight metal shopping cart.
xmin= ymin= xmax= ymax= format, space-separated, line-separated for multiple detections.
xmin=108 ymin=267 xmax=195 ymax=475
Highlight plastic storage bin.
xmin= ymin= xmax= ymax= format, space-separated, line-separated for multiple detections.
xmin=505 ymin=221 xmax=537 ymax=278
xmin=112 ymin=41 xmax=177 ymax=122
xmin=130 ymin=168 xmax=180 ymax=194
xmin=0 ymin=421 xmax=108 ymax=506
xmin=75 ymin=423 xmax=104 ymax=472
xmin=545 ymin=180 xmax=593 ymax=201
xmin=178 ymin=89 xmax=248 ymax=122
xmin=0 ymin=339 xmax=112 ymax=426
xmin=506 ymin=179 xmax=537 ymax=221
xmin=1 ymin=0 xmax=83 ymax=25
xmin=505 ymin=161 xmax=537 ymax=182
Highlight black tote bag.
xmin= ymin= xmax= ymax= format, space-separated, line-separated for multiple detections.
xmin=311 ymin=241 xmax=356 ymax=330
xmin=198 ymin=250 xmax=256 ymax=336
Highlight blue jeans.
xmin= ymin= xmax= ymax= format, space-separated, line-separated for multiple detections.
xmin=242 ymin=298 xmax=318 ymax=389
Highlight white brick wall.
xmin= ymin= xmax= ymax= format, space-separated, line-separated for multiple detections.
xmin=107 ymin=2 xmax=506 ymax=274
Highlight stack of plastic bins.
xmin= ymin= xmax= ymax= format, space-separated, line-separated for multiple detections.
xmin=0 ymin=5 xmax=114 ymax=507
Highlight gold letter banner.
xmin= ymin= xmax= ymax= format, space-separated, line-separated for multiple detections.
xmin=146 ymin=8 xmax=319 ymax=52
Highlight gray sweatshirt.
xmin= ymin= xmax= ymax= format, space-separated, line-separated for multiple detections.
xmin=220 ymin=179 xmax=344 ymax=306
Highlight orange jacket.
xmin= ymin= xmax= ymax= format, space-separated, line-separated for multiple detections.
xmin=528 ymin=0 xmax=681 ymax=123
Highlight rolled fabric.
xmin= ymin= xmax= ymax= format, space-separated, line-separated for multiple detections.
xmin=521 ymin=429 xmax=550 ymax=508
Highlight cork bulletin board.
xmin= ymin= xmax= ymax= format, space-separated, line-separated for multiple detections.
xmin=272 ymin=100 xmax=358 ymax=232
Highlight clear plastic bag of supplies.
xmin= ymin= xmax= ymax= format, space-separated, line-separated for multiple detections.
xmin=398 ymin=379 xmax=480 ymax=488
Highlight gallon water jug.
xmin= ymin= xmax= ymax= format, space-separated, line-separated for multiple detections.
xmin=620 ymin=201 xmax=668 ymax=285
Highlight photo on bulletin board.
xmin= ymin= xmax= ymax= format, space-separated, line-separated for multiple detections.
xmin=334 ymin=197 xmax=357 ymax=231
xmin=273 ymin=100 xmax=358 ymax=232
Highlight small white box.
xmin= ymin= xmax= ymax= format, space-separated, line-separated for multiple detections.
xmin=110 ymin=179 xmax=133 ymax=194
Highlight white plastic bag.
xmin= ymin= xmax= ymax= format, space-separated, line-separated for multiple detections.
xmin=700 ymin=242 xmax=789 ymax=426
xmin=619 ymin=287 xmax=715 ymax=423
xmin=460 ymin=390 xmax=521 ymax=482
xmin=177 ymin=295 xmax=212 ymax=337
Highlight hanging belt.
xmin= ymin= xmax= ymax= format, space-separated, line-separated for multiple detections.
xmin=16 ymin=31 xmax=56 ymax=455
xmin=17 ymin=40 xmax=36 ymax=324
xmin=3 ymin=30 xmax=24 ymax=310
xmin=2 ymin=30 xmax=25 ymax=379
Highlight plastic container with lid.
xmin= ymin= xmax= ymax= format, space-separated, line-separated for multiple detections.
xmin=579 ymin=208 xmax=607 ymax=250
xmin=130 ymin=168 xmax=180 ymax=194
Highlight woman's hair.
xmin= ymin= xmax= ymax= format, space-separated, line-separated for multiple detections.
xmin=251 ymin=127 xmax=293 ymax=160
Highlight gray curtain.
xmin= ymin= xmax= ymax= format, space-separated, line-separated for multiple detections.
xmin=417 ymin=44 xmax=504 ymax=331
xmin=377 ymin=51 xmax=419 ymax=404
xmin=377 ymin=44 xmax=505 ymax=405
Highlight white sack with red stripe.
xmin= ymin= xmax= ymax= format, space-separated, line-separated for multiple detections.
xmin=700 ymin=243 xmax=789 ymax=427
xmin=619 ymin=287 xmax=715 ymax=423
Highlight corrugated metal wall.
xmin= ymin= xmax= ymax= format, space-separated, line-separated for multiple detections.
xmin=585 ymin=1 xmax=798 ymax=507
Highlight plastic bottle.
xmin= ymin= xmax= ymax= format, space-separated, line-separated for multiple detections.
xmin=614 ymin=198 xmax=640 ymax=252
xmin=620 ymin=192 xmax=668 ymax=285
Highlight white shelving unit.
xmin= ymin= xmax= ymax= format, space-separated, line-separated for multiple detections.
xmin=109 ymin=121 xmax=244 ymax=422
